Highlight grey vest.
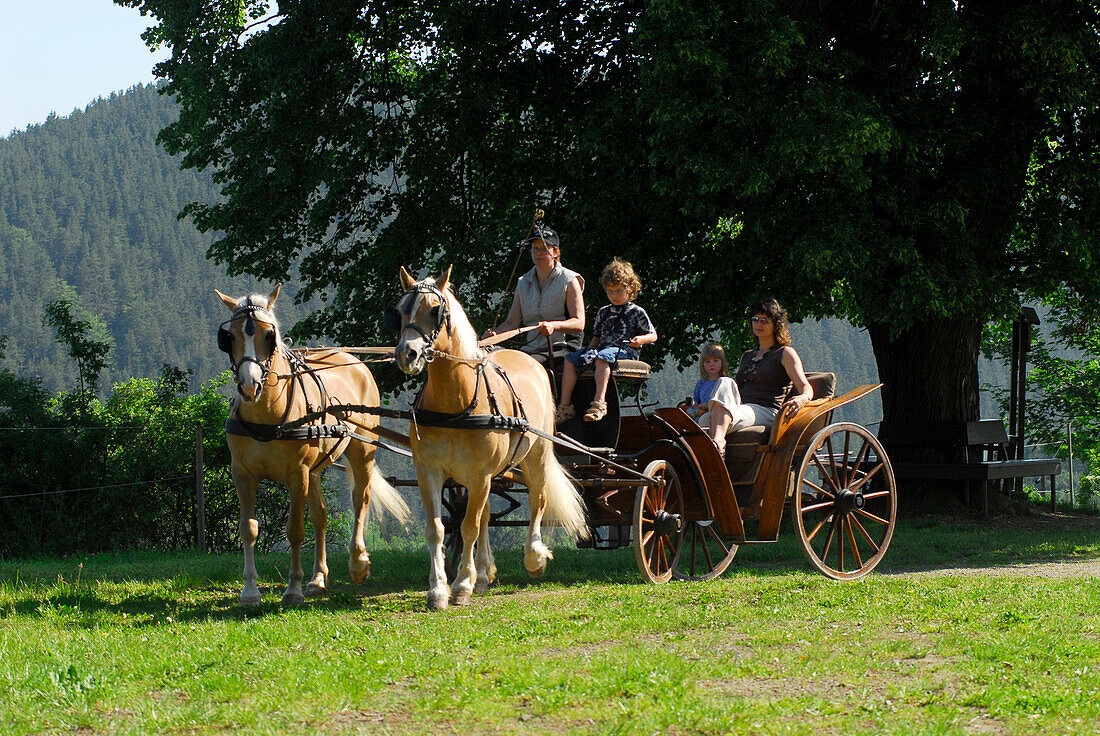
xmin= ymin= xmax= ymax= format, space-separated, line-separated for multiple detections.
xmin=515 ymin=263 xmax=584 ymax=355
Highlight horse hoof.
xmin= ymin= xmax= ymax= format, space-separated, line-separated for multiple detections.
xmin=304 ymin=582 xmax=327 ymax=598
xmin=282 ymin=592 xmax=305 ymax=607
xmin=451 ymin=589 xmax=472 ymax=606
xmin=348 ymin=565 xmax=370 ymax=584
xmin=239 ymin=593 xmax=262 ymax=606
xmin=474 ymin=578 xmax=490 ymax=594
xmin=426 ymin=591 xmax=449 ymax=611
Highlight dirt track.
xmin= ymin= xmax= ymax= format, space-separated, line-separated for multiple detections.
xmin=895 ymin=510 xmax=1100 ymax=579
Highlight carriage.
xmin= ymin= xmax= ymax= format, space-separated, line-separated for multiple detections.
xmin=433 ymin=354 xmax=897 ymax=583
xmin=216 ymin=272 xmax=896 ymax=609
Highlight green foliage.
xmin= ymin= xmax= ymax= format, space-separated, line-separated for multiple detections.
xmin=985 ymin=295 xmax=1100 ymax=509
xmin=43 ymin=285 xmax=113 ymax=398
xmin=0 ymin=361 xmax=270 ymax=557
xmin=120 ymin=1 xmax=1100 ymax=431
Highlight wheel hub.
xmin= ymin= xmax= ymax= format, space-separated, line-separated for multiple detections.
xmin=835 ymin=488 xmax=865 ymax=514
xmin=653 ymin=509 xmax=683 ymax=537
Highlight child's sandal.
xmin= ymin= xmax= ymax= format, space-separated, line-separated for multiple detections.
xmin=555 ymin=404 xmax=576 ymax=423
xmin=583 ymin=400 xmax=608 ymax=422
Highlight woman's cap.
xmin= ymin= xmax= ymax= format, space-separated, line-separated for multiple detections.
xmin=525 ymin=226 xmax=559 ymax=248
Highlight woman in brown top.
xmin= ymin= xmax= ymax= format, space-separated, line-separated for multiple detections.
xmin=702 ymin=298 xmax=814 ymax=456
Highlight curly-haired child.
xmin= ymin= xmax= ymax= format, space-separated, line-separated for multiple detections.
xmin=557 ymin=258 xmax=657 ymax=422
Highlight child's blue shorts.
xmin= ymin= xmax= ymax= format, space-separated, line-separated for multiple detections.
xmin=565 ymin=345 xmax=640 ymax=369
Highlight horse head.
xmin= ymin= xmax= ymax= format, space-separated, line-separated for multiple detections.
xmin=214 ymin=284 xmax=284 ymax=401
xmin=391 ymin=265 xmax=466 ymax=375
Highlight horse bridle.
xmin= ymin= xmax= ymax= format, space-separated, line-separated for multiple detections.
xmin=386 ymin=282 xmax=452 ymax=361
xmin=217 ymin=299 xmax=281 ymax=384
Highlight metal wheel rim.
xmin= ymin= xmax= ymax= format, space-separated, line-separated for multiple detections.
xmin=793 ymin=423 xmax=896 ymax=580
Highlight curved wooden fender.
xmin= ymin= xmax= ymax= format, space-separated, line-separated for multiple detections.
xmin=753 ymin=384 xmax=882 ymax=541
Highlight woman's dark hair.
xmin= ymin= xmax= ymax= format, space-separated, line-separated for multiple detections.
xmin=747 ymin=298 xmax=791 ymax=347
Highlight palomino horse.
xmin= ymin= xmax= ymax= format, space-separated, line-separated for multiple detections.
xmin=393 ymin=266 xmax=588 ymax=610
xmin=216 ymin=284 xmax=409 ymax=605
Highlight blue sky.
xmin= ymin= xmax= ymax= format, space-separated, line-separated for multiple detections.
xmin=0 ymin=0 xmax=169 ymax=136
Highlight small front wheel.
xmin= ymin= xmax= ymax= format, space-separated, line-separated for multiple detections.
xmin=633 ymin=460 xmax=684 ymax=584
xmin=793 ymin=423 xmax=896 ymax=580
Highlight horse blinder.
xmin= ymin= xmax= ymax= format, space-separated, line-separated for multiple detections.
xmin=217 ymin=326 xmax=233 ymax=354
xmin=383 ymin=306 xmax=402 ymax=332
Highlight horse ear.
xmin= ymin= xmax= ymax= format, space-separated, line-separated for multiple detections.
xmin=400 ymin=266 xmax=415 ymax=290
xmin=438 ymin=264 xmax=453 ymax=292
xmin=214 ymin=289 xmax=238 ymax=311
xmin=267 ymin=283 xmax=281 ymax=309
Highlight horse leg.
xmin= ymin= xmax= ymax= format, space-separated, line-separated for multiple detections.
xmin=282 ymin=467 xmax=309 ymax=605
xmin=304 ymin=469 xmax=329 ymax=597
xmin=345 ymin=443 xmax=374 ymax=583
xmin=473 ymin=502 xmax=497 ymax=594
xmin=417 ymin=466 xmax=451 ymax=610
xmin=233 ymin=467 xmax=263 ymax=605
xmin=520 ymin=444 xmax=554 ymax=578
xmin=452 ymin=476 xmax=490 ymax=606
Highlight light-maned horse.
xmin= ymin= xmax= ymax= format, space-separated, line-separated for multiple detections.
xmin=393 ymin=266 xmax=588 ymax=610
xmin=216 ymin=284 xmax=410 ymax=605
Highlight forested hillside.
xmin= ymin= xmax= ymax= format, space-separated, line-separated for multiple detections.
xmin=0 ymin=84 xmax=312 ymax=392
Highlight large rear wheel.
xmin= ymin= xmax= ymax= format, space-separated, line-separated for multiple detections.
xmin=793 ymin=423 xmax=896 ymax=580
xmin=672 ymin=519 xmax=739 ymax=581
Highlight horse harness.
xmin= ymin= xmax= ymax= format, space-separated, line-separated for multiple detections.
xmin=220 ymin=301 xmax=409 ymax=464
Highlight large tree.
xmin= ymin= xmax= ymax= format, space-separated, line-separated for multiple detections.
xmin=124 ymin=1 xmax=1100 ymax=490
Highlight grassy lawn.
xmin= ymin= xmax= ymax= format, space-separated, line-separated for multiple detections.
xmin=1 ymin=515 xmax=1098 ymax=735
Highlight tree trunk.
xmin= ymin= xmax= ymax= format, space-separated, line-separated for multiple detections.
xmin=866 ymin=317 xmax=982 ymax=509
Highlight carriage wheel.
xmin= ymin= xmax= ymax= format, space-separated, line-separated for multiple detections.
xmin=671 ymin=519 xmax=739 ymax=581
xmin=633 ymin=460 xmax=685 ymax=584
xmin=793 ymin=423 xmax=896 ymax=580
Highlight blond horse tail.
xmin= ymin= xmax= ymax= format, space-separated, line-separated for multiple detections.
xmin=364 ymin=465 xmax=412 ymax=525
xmin=539 ymin=440 xmax=590 ymax=540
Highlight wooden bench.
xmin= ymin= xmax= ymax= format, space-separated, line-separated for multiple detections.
xmin=878 ymin=420 xmax=1061 ymax=515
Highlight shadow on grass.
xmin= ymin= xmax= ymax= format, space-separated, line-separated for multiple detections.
xmin=2 ymin=514 xmax=1098 ymax=625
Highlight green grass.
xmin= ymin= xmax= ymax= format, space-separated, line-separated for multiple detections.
xmin=1 ymin=516 xmax=1098 ymax=735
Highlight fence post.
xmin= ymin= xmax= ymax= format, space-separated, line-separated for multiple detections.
xmin=195 ymin=425 xmax=206 ymax=551
xmin=1067 ymin=420 xmax=1074 ymax=510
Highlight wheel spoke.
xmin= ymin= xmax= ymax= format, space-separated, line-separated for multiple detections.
xmin=837 ymin=516 xmax=845 ymax=570
xmin=801 ymin=477 xmax=835 ymax=498
xmin=845 ymin=517 xmax=864 ymax=569
xmin=806 ymin=515 xmax=829 ymax=542
xmin=841 ymin=430 xmax=852 ymax=487
xmin=801 ymin=500 xmax=835 ymax=514
xmin=848 ymin=439 xmax=871 ymax=489
xmin=812 ymin=451 xmax=844 ymax=494
xmin=848 ymin=462 xmax=884 ymax=493
xmin=821 ymin=516 xmax=839 ymax=560
xmin=854 ymin=507 xmax=890 ymax=526
xmin=851 ymin=515 xmax=880 ymax=553
xmin=861 ymin=487 xmax=892 ymax=500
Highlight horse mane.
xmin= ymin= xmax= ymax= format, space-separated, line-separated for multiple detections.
xmin=435 ymin=281 xmax=483 ymax=362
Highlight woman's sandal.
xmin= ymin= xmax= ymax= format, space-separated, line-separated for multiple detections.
xmin=583 ymin=400 xmax=608 ymax=422
xmin=555 ymin=404 xmax=576 ymax=423
xmin=712 ymin=437 xmax=726 ymax=459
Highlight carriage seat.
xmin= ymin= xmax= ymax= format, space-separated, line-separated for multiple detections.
xmin=578 ymin=359 xmax=651 ymax=381
xmin=724 ymin=372 xmax=837 ymax=485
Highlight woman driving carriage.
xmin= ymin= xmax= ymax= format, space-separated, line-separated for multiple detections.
xmin=700 ymin=298 xmax=814 ymax=457
xmin=482 ymin=225 xmax=585 ymax=367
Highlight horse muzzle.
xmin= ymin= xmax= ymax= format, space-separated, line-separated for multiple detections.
xmin=237 ymin=379 xmax=263 ymax=401
xmin=396 ymin=337 xmax=430 ymax=375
